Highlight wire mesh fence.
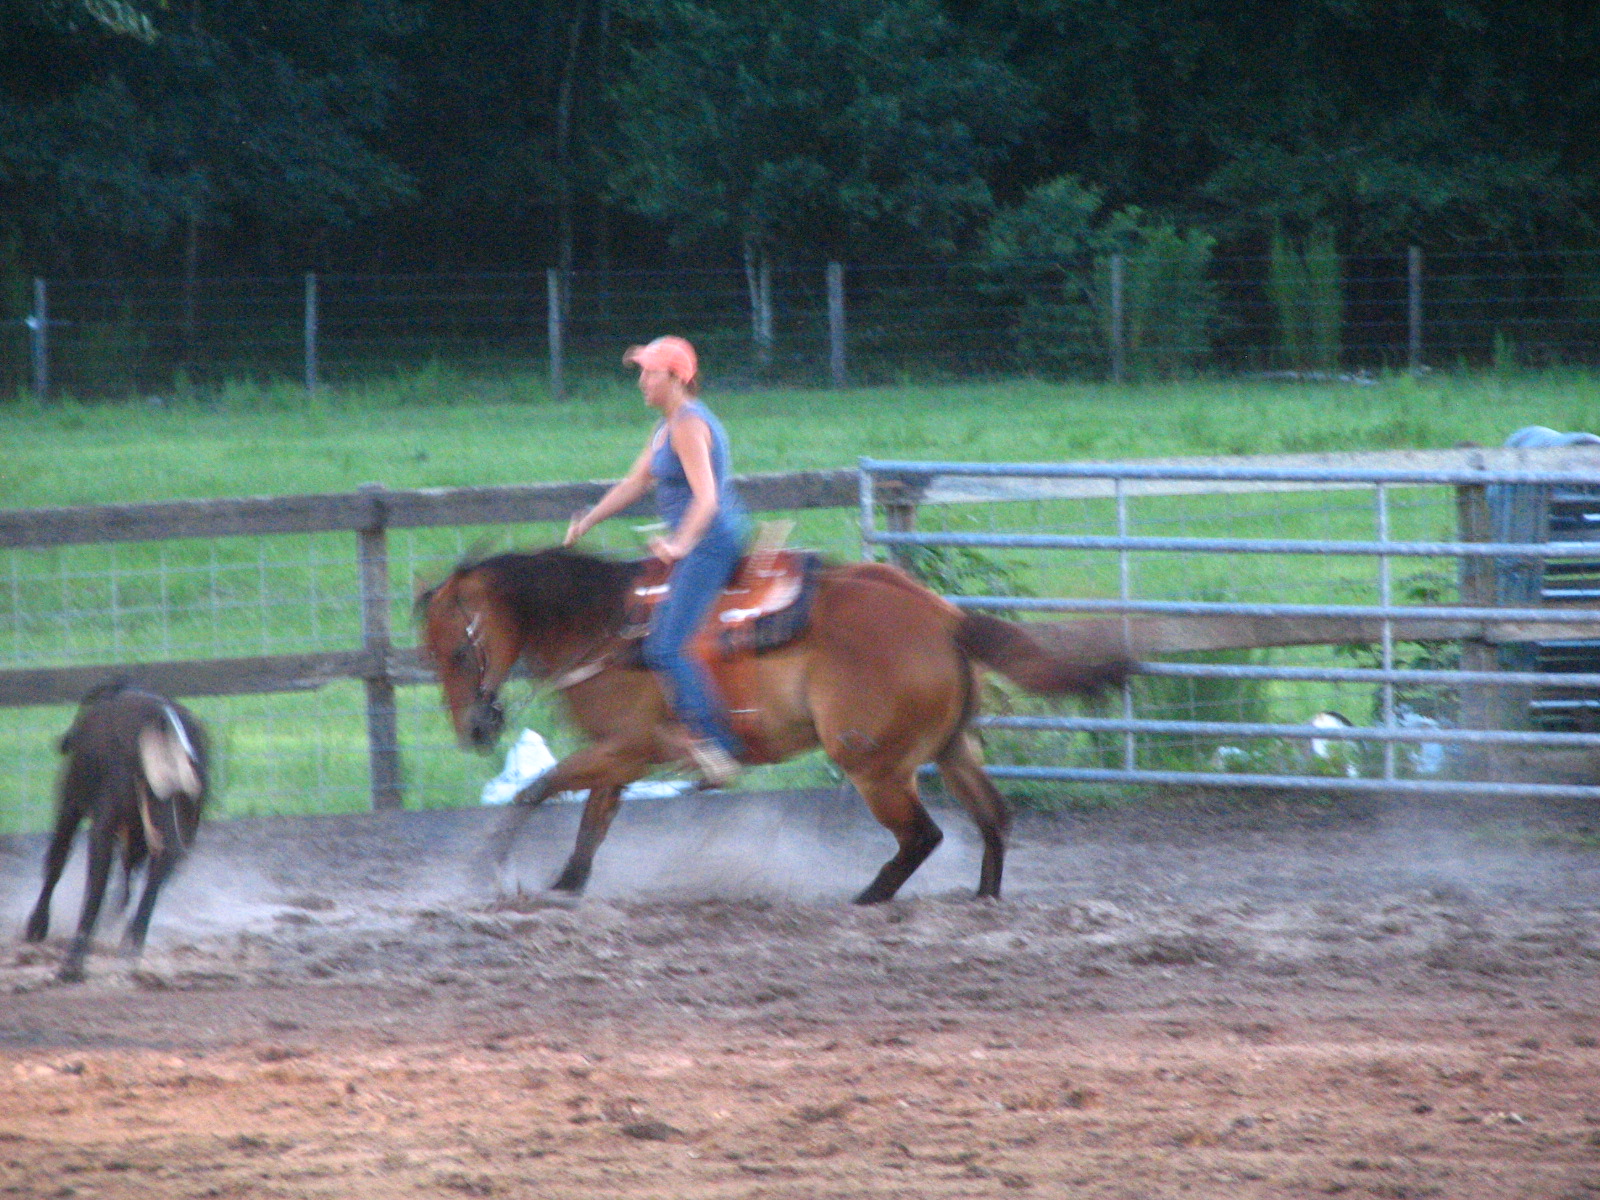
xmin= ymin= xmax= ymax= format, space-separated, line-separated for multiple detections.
xmin=8 ymin=250 xmax=1600 ymax=399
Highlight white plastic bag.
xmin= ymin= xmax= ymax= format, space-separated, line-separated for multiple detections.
xmin=480 ymin=729 xmax=580 ymax=804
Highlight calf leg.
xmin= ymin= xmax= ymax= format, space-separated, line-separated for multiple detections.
xmin=24 ymin=806 xmax=80 ymax=943
xmin=60 ymin=814 xmax=119 ymax=982
xmin=122 ymin=848 xmax=177 ymax=957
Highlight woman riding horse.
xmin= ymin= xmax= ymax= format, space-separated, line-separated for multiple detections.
xmin=563 ymin=335 xmax=746 ymax=787
xmin=419 ymin=544 xmax=1134 ymax=903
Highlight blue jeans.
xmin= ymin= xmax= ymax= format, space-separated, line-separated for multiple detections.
xmin=641 ymin=519 xmax=746 ymax=758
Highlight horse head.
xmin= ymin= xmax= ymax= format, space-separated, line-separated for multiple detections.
xmin=416 ymin=565 xmax=523 ymax=751
xmin=419 ymin=547 xmax=643 ymax=751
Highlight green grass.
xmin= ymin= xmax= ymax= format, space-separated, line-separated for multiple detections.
xmin=3 ymin=367 xmax=1600 ymax=834
xmin=7 ymin=368 xmax=1600 ymax=509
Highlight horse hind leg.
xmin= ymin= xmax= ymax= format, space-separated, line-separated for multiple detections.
xmin=851 ymin=775 xmax=943 ymax=905
xmin=122 ymin=845 xmax=177 ymax=958
xmin=935 ymin=732 xmax=1011 ymax=900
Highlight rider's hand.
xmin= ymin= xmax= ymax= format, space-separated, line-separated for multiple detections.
xmin=563 ymin=511 xmax=586 ymax=547
xmin=649 ymin=535 xmax=686 ymax=564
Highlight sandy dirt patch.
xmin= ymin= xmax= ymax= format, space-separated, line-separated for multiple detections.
xmin=2 ymin=788 xmax=1598 ymax=1198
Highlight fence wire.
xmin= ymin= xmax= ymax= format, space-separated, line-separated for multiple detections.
xmin=10 ymin=251 xmax=1600 ymax=398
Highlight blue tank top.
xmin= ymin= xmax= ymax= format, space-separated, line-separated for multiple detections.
xmin=650 ymin=400 xmax=747 ymax=537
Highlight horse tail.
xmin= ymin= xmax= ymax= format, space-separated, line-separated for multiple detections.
xmin=955 ymin=612 xmax=1133 ymax=698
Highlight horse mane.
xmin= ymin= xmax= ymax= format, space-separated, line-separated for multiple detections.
xmin=440 ymin=547 xmax=640 ymax=639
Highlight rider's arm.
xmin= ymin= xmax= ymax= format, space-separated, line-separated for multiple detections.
xmin=652 ymin=414 xmax=719 ymax=561
xmin=565 ymin=439 xmax=656 ymax=544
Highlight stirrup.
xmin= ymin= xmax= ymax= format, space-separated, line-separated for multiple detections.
xmin=687 ymin=740 xmax=740 ymax=789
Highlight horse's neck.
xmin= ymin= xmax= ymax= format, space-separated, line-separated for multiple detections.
xmin=525 ymin=618 xmax=618 ymax=679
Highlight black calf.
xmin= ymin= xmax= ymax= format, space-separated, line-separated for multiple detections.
xmin=24 ymin=682 xmax=209 ymax=982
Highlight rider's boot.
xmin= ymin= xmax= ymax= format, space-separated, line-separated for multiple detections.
xmin=685 ymin=739 xmax=740 ymax=789
xmin=664 ymin=723 xmax=741 ymax=789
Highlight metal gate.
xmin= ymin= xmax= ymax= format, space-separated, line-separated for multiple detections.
xmin=859 ymin=449 xmax=1600 ymax=799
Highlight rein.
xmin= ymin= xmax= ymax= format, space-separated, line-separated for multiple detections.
xmin=531 ymin=631 xmax=618 ymax=695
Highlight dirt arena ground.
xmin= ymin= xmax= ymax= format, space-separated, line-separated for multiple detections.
xmin=2 ymin=786 xmax=1599 ymax=1199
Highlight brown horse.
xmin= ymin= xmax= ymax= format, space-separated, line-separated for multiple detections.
xmin=417 ymin=547 xmax=1130 ymax=903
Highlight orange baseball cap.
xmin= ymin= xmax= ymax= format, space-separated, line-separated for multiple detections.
xmin=623 ymin=335 xmax=698 ymax=384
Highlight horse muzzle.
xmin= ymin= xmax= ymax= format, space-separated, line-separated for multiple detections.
xmin=466 ymin=696 xmax=505 ymax=750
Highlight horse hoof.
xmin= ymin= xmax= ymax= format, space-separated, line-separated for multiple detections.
xmin=490 ymin=887 xmax=578 ymax=913
xmin=57 ymin=962 xmax=85 ymax=984
xmin=549 ymin=864 xmax=591 ymax=894
xmin=852 ymin=888 xmax=895 ymax=906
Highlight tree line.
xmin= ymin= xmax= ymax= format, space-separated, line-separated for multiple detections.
xmin=3 ymin=1 xmax=1597 ymax=341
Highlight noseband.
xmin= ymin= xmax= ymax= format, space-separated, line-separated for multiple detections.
xmin=455 ymin=605 xmax=506 ymax=739
xmin=462 ymin=612 xmax=492 ymax=695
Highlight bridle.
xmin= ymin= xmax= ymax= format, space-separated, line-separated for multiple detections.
xmin=449 ymin=592 xmax=616 ymax=743
xmin=446 ymin=598 xmax=506 ymax=747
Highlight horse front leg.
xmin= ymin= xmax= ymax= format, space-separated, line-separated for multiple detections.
xmin=490 ymin=739 xmax=657 ymax=894
xmin=551 ymin=785 xmax=623 ymax=894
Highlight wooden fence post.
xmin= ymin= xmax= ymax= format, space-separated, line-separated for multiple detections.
xmin=1456 ymin=482 xmax=1495 ymax=778
xmin=878 ymin=477 xmax=921 ymax=576
xmin=358 ymin=483 xmax=402 ymax=810
xmin=29 ymin=278 xmax=47 ymax=399
xmin=1407 ymin=246 xmax=1423 ymax=376
xmin=547 ymin=268 xmax=565 ymax=400
xmin=304 ymin=272 xmax=319 ymax=397
xmin=827 ymin=262 xmax=846 ymax=388
xmin=1489 ymin=476 xmax=1548 ymax=754
xmin=1109 ymin=252 xmax=1126 ymax=384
